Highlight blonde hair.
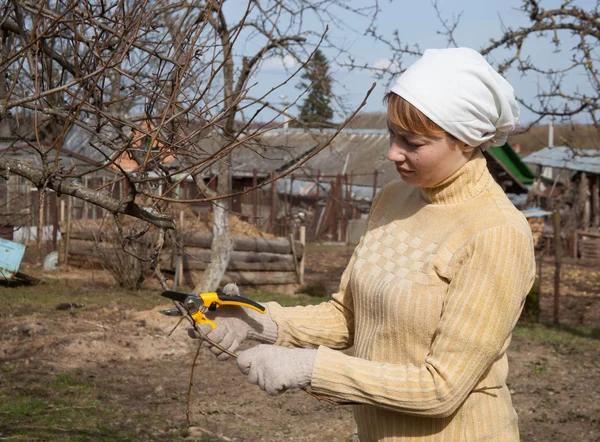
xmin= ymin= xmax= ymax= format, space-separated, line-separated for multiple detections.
xmin=384 ymin=92 xmax=455 ymax=140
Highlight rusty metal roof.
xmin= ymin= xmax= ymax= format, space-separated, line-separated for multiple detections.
xmin=523 ymin=146 xmax=600 ymax=175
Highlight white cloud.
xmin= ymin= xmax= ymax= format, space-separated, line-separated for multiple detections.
xmin=260 ymin=54 xmax=300 ymax=72
xmin=371 ymin=58 xmax=399 ymax=73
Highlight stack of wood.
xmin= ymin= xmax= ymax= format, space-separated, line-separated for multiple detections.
xmin=170 ymin=233 xmax=304 ymax=285
xmin=58 ymin=220 xmax=305 ymax=286
xmin=528 ymin=218 xmax=545 ymax=248
xmin=574 ymin=230 xmax=600 ymax=260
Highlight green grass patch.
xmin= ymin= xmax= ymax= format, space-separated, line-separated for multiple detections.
xmin=0 ymin=279 xmax=167 ymax=317
xmin=514 ymin=322 xmax=600 ymax=350
xmin=50 ymin=373 xmax=93 ymax=394
xmin=0 ymin=373 xmax=159 ymax=441
xmin=0 ymin=396 xmax=49 ymax=417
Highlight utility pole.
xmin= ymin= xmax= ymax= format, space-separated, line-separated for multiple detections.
xmin=280 ymin=95 xmax=289 ymax=129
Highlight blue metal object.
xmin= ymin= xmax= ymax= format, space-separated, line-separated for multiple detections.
xmin=0 ymin=238 xmax=26 ymax=280
xmin=521 ymin=207 xmax=553 ymax=218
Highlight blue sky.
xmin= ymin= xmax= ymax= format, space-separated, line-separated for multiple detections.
xmin=223 ymin=0 xmax=594 ymax=126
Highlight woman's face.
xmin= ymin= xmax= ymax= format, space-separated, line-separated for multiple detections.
xmin=387 ymin=121 xmax=475 ymax=188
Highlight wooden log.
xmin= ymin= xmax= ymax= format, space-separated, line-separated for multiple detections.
xmin=182 ymin=233 xmax=304 ymax=257
xmin=66 ymin=240 xmax=171 ymax=263
xmin=180 ymin=259 xmax=296 ymax=272
xmin=59 ymin=228 xmax=304 ymax=257
xmin=220 ymin=270 xmax=298 ymax=285
xmin=183 ymin=248 xmax=294 ymax=264
xmin=67 ymin=239 xmax=119 ymax=255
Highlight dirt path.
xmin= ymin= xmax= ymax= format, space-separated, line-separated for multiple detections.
xmin=1 ymin=245 xmax=599 ymax=441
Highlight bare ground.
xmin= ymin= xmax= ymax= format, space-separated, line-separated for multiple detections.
xmin=0 ymin=245 xmax=598 ymax=441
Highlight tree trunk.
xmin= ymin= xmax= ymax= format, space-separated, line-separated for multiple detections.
xmin=193 ymin=11 xmax=236 ymax=294
xmin=193 ymin=160 xmax=233 ymax=294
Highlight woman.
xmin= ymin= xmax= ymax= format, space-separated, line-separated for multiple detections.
xmin=190 ymin=48 xmax=536 ymax=441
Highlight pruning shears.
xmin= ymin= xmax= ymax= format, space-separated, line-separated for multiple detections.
xmin=158 ymin=290 xmax=266 ymax=329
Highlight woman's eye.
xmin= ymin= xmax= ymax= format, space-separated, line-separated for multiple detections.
xmin=403 ymin=137 xmax=422 ymax=148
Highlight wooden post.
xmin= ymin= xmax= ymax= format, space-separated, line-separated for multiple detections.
xmin=372 ymin=169 xmax=378 ymax=202
xmin=536 ymin=247 xmax=543 ymax=323
xmin=341 ymin=173 xmax=348 ymax=242
xmin=316 ymin=170 xmax=321 ymax=200
xmin=592 ymin=175 xmax=599 ymax=229
xmin=37 ymin=189 xmax=44 ymax=250
xmin=60 ymin=199 xmax=65 ymax=222
xmin=51 ymin=193 xmax=58 ymax=251
xmin=553 ymin=210 xmax=561 ymax=325
xmin=349 ymin=170 xmax=355 ymax=220
xmin=299 ymin=225 xmax=306 ymax=285
xmin=83 ymin=176 xmax=89 ymax=220
xmin=289 ymin=233 xmax=301 ymax=284
xmin=269 ymin=172 xmax=276 ymax=234
xmin=252 ymin=169 xmax=258 ymax=226
xmin=5 ymin=177 xmax=9 ymax=213
xmin=332 ymin=176 xmax=341 ymax=241
xmin=65 ymin=196 xmax=72 ymax=266
xmin=179 ymin=210 xmax=185 ymax=288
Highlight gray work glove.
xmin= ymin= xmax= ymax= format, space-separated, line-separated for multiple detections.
xmin=237 ymin=345 xmax=317 ymax=396
xmin=187 ymin=283 xmax=278 ymax=360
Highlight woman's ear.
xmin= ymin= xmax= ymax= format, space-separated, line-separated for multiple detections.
xmin=461 ymin=143 xmax=476 ymax=154
xmin=450 ymin=138 xmax=475 ymax=153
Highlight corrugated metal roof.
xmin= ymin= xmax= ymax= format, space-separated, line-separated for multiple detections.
xmin=345 ymin=112 xmax=388 ymax=130
xmin=523 ymin=146 xmax=600 ymax=174
xmin=0 ymin=142 xmax=103 ymax=173
xmin=274 ymin=177 xmax=381 ymax=202
xmin=197 ymin=129 xmax=396 ymax=187
xmin=249 ymin=129 xmax=396 ymax=187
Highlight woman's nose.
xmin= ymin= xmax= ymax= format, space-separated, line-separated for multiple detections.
xmin=387 ymin=144 xmax=406 ymax=162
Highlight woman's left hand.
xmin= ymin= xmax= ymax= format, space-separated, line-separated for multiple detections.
xmin=237 ymin=345 xmax=317 ymax=395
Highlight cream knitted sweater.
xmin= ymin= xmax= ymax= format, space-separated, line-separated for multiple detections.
xmin=267 ymin=150 xmax=536 ymax=441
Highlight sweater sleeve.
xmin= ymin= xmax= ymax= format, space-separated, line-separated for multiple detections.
xmin=267 ymin=187 xmax=387 ymax=350
xmin=309 ymin=224 xmax=536 ymax=417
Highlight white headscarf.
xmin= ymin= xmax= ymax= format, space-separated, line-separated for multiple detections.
xmin=390 ymin=47 xmax=520 ymax=149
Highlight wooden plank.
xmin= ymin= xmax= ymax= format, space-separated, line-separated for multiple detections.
xmin=580 ymin=239 xmax=600 ymax=260
xmin=181 ymin=233 xmax=304 ymax=257
xmin=181 ymin=260 xmax=295 ymax=272
xmin=184 ymin=248 xmax=294 ymax=264
xmin=66 ymin=240 xmax=171 ymax=262
xmin=577 ymin=230 xmax=600 ymax=239
xmin=61 ymin=228 xmax=304 ymax=257
xmin=220 ymin=270 xmax=297 ymax=285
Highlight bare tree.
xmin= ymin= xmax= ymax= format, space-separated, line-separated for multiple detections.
xmin=0 ymin=0 xmax=377 ymax=290
xmin=347 ymin=0 xmax=600 ymax=132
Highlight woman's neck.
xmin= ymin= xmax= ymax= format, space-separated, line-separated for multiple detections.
xmin=420 ymin=149 xmax=492 ymax=205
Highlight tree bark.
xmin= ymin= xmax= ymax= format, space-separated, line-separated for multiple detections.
xmin=192 ymin=10 xmax=236 ymax=295
xmin=193 ymin=184 xmax=233 ymax=293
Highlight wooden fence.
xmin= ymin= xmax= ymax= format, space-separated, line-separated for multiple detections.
xmin=573 ymin=230 xmax=600 ymax=260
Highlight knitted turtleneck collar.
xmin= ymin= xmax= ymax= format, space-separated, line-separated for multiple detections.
xmin=420 ymin=148 xmax=492 ymax=205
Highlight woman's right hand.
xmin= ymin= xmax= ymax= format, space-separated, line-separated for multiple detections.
xmin=187 ymin=284 xmax=278 ymax=360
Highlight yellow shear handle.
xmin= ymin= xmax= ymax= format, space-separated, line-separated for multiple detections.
xmin=192 ymin=290 xmax=267 ymax=329
xmin=190 ymin=310 xmax=217 ymax=329
xmin=199 ymin=291 xmax=267 ymax=314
